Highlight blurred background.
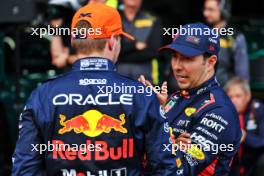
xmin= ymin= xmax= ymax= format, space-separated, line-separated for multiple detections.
xmin=0 ymin=0 xmax=264 ymax=175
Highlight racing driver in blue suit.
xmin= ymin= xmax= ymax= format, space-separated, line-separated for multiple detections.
xmin=12 ymin=3 xmax=176 ymax=176
xmin=140 ymin=23 xmax=242 ymax=176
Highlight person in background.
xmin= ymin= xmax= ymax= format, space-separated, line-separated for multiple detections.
xmin=203 ymin=0 xmax=249 ymax=86
xmin=90 ymin=0 xmax=118 ymax=8
xmin=225 ymin=77 xmax=264 ymax=176
xmin=117 ymin=0 xmax=163 ymax=85
xmin=48 ymin=0 xmax=78 ymax=68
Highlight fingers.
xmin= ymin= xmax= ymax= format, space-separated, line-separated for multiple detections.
xmin=138 ymin=75 xmax=146 ymax=85
xmin=175 ymin=133 xmax=191 ymax=144
xmin=160 ymin=81 xmax=168 ymax=105
xmin=174 ymin=132 xmax=191 ymax=153
xmin=161 ymin=81 xmax=168 ymax=94
xmin=175 ymin=136 xmax=191 ymax=145
xmin=179 ymin=132 xmax=191 ymax=138
xmin=162 ymin=81 xmax=167 ymax=88
xmin=174 ymin=133 xmax=191 ymax=145
xmin=138 ymin=77 xmax=168 ymax=106
xmin=178 ymin=143 xmax=190 ymax=153
xmin=138 ymin=75 xmax=154 ymax=91
xmin=145 ymin=80 xmax=154 ymax=89
xmin=157 ymin=94 xmax=168 ymax=107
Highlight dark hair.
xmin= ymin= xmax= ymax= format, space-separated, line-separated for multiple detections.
xmin=203 ymin=52 xmax=213 ymax=59
xmin=203 ymin=52 xmax=218 ymax=71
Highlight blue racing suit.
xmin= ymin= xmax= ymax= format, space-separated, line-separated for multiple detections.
xmin=162 ymin=76 xmax=242 ymax=176
xmin=12 ymin=57 xmax=176 ymax=176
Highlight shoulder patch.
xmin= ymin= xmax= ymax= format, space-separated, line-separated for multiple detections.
xmin=164 ymin=99 xmax=177 ymax=113
xmin=196 ymin=93 xmax=216 ymax=113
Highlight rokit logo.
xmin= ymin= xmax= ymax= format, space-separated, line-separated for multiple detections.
xmin=200 ymin=117 xmax=225 ymax=133
xmin=61 ymin=168 xmax=127 ymax=176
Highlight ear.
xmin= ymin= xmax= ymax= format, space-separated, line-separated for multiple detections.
xmin=246 ymin=90 xmax=252 ymax=102
xmin=108 ymin=34 xmax=116 ymax=50
xmin=207 ymin=55 xmax=217 ymax=70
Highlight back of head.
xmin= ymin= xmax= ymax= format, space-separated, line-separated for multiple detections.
xmin=224 ymin=77 xmax=250 ymax=94
xmin=70 ymin=2 xmax=134 ymax=58
xmin=71 ymin=20 xmax=108 ymax=55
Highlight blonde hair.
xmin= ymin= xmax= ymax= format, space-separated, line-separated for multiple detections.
xmin=224 ymin=77 xmax=250 ymax=93
xmin=71 ymin=20 xmax=107 ymax=55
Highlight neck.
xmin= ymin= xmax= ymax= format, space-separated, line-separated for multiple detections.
xmin=74 ymin=53 xmax=114 ymax=63
xmin=194 ymin=71 xmax=215 ymax=89
xmin=203 ymin=71 xmax=215 ymax=83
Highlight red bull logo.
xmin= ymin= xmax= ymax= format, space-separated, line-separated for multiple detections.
xmin=58 ymin=110 xmax=127 ymax=137
xmin=55 ymin=110 xmax=133 ymax=161
xmin=59 ymin=115 xmax=90 ymax=134
xmin=52 ymin=139 xmax=134 ymax=161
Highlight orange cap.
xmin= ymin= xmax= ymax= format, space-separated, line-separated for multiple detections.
xmin=71 ymin=2 xmax=134 ymax=40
